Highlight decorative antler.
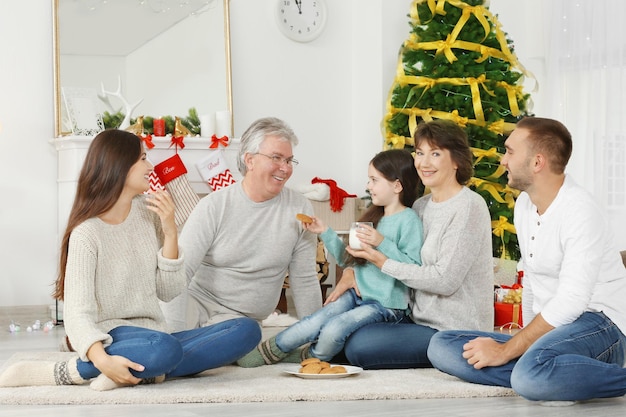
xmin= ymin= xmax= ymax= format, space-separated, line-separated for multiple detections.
xmin=99 ymin=75 xmax=143 ymax=129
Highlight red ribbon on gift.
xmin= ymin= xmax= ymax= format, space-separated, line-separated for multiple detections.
xmin=170 ymin=135 xmax=185 ymax=152
xmin=500 ymin=283 xmax=522 ymax=290
xmin=210 ymin=134 xmax=229 ymax=149
xmin=141 ymin=134 xmax=155 ymax=149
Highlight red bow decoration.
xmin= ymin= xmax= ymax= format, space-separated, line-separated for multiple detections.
xmin=311 ymin=177 xmax=357 ymax=212
xmin=141 ymin=134 xmax=155 ymax=149
xmin=170 ymin=135 xmax=185 ymax=152
xmin=210 ymin=134 xmax=229 ymax=149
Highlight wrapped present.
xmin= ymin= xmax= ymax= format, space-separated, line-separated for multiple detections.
xmin=494 ymin=301 xmax=523 ymax=328
xmin=494 ymin=271 xmax=523 ymax=328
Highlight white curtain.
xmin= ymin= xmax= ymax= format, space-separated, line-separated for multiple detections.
xmin=543 ymin=0 xmax=626 ymax=249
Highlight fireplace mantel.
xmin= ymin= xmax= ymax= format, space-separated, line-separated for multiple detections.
xmin=51 ymin=135 xmax=241 ymax=234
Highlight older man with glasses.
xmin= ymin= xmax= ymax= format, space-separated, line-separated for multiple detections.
xmin=173 ymin=117 xmax=322 ymax=336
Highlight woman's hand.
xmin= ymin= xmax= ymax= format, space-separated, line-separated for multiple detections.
xmin=302 ymin=216 xmax=327 ymax=234
xmin=324 ymin=268 xmax=359 ymax=305
xmin=87 ymin=342 xmax=144 ymax=385
xmin=145 ymin=189 xmax=176 ymax=235
xmin=96 ymin=354 xmax=145 ymax=385
xmin=145 ymin=189 xmax=178 ymax=259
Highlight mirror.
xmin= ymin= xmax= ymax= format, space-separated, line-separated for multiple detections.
xmin=53 ymin=0 xmax=232 ymax=137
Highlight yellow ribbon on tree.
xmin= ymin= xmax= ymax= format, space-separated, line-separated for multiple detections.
xmin=492 ymin=215 xmax=517 ymax=258
xmin=488 ymin=119 xmax=516 ymax=135
xmin=485 ymin=164 xmax=507 ymax=181
xmin=492 ymin=215 xmax=517 ymax=237
xmin=471 ymin=147 xmax=501 ymax=165
xmin=497 ymin=81 xmax=523 ymax=117
xmin=469 ymin=177 xmax=506 ymax=204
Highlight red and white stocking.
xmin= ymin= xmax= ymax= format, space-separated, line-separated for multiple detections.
xmin=195 ymin=150 xmax=237 ymax=191
xmin=152 ymin=153 xmax=199 ymax=228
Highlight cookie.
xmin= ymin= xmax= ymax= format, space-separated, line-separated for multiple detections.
xmin=300 ymin=358 xmax=321 ymax=366
xmin=320 ymin=365 xmax=347 ymax=374
xmin=299 ymin=363 xmax=323 ymax=374
xmin=296 ymin=213 xmax=313 ymax=224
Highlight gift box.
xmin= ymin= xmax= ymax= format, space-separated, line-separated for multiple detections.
xmin=494 ymin=270 xmax=523 ymax=328
xmin=494 ymin=302 xmax=523 ymax=328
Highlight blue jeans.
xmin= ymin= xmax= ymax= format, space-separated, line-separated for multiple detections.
xmin=427 ymin=312 xmax=626 ymax=401
xmin=76 ymin=317 xmax=261 ymax=380
xmin=341 ymin=316 xmax=437 ymax=369
xmin=276 ymin=289 xmax=405 ymax=361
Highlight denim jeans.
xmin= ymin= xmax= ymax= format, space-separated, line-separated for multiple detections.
xmin=276 ymin=289 xmax=405 ymax=361
xmin=427 ymin=311 xmax=626 ymax=401
xmin=341 ymin=317 xmax=437 ymax=369
xmin=76 ymin=317 xmax=261 ymax=380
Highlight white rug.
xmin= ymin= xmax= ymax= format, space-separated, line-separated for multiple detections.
xmin=0 ymin=352 xmax=516 ymax=405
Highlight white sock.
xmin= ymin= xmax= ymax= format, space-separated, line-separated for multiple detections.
xmin=90 ymin=373 xmax=125 ymax=391
xmin=0 ymin=358 xmax=85 ymax=387
xmin=90 ymin=373 xmax=166 ymax=391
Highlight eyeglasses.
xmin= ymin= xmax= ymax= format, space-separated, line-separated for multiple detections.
xmin=255 ymin=153 xmax=299 ymax=167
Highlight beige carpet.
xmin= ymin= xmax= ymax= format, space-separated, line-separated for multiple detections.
xmin=0 ymin=352 xmax=516 ymax=405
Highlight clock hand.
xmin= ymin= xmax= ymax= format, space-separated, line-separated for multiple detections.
xmin=295 ymin=0 xmax=302 ymax=14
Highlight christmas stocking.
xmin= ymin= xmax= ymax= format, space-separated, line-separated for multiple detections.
xmin=153 ymin=153 xmax=200 ymax=228
xmin=146 ymin=171 xmax=165 ymax=193
xmin=195 ymin=150 xmax=236 ymax=191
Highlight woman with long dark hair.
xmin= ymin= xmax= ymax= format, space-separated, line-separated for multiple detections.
xmin=0 ymin=129 xmax=260 ymax=390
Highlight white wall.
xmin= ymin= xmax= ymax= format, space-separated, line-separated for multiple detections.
xmin=0 ymin=1 xmax=58 ymax=307
xmin=0 ymin=0 xmax=562 ymax=308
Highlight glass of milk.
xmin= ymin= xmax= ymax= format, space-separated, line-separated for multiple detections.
xmin=349 ymin=222 xmax=373 ymax=249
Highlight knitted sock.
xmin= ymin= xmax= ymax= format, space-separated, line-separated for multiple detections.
xmin=90 ymin=373 xmax=166 ymax=391
xmin=0 ymin=358 xmax=86 ymax=387
xmin=282 ymin=344 xmax=312 ymax=363
xmin=236 ymin=337 xmax=288 ymax=368
xmin=59 ymin=335 xmax=75 ymax=352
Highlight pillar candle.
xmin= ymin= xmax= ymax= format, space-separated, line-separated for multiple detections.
xmin=153 ymin=118 xmax=165 ymax=136
xmin=215 ymin=110 xmax=231 ymax=138
xmin=200 ymin=114 xmax=215 ymax=137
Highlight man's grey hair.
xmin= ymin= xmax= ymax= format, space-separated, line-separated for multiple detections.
xmin=237 ymin=117 xmax=299 ymax=175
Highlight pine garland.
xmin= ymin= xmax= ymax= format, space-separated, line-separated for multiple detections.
xmin=102 ymin=107 xmax=202 ymax=136
xmin=384 ymin=0 xmax=535 ymax=260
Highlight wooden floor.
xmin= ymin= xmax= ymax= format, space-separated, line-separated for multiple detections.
xmin=1 ymin=310 xmax=626 ymax=416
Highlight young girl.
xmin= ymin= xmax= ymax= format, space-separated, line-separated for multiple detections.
xmin=0 ymin=129 xmax=260 ymax=390
xmin=238 ymin=149 xmax=423 ymax=367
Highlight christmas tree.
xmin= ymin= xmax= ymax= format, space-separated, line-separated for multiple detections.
xmin=384 ymin=0 xmax=535 ymax=260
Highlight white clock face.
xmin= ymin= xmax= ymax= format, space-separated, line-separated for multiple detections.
xmin=276 ymin=0 xmax=327 ymax=43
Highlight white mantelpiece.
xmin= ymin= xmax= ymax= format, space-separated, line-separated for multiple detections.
xmin=51 ymin=135 xmax=241 ymax=234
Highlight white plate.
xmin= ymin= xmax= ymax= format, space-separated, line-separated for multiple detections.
xmin=282 ymin=364 xmax=363 ymax=379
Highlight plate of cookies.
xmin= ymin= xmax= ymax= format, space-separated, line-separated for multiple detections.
xmin=283 ymin=358 xmax=363 ymax=379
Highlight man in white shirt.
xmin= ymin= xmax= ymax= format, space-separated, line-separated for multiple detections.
xmin=427 ymin=117 xmax=626 ymax=403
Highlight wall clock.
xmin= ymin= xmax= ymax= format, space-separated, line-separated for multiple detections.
xmin=275 ymin=0 xmax=328 ymax=43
